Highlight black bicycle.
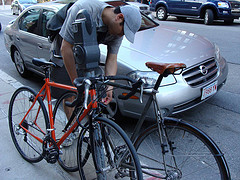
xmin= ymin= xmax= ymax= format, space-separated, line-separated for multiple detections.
xmin=55 ymin=61 xmax=231 ymax=179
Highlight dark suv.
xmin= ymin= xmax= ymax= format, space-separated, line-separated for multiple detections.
xmin=150 ymin=0 xmax=240 ymax=24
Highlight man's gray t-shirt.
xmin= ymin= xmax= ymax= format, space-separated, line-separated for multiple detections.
xmin=59 ymin=0 xmax=123 ymax=54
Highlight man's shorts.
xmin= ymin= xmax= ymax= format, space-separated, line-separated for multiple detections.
xmin=50 ymin=65 xmax=73 ymax=99
xmin=50 ymin=65 xmax=104 ymax=99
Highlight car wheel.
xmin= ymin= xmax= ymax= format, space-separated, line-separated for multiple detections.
xmin=18 ymin=9 xmax=21 ymax=15
xmin=0 ymin=23 xmax=1 ymax=32
xmin=156 ymin=7 xmax=167 ymax=21
xmin=12 ymin=8 xmax=15 ymax=15
xmin=106 ymin=97 xmax=118 ymax=118
xmin=224 ymin=19 xmax=234 ymax=24
xmin=13 ymin=49 xmax=29 ymax=77
xmin=204 ymin=9 xmax=214 ymax=25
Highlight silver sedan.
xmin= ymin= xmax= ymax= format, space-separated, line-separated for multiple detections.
xmin=4 ymin=0 xmax=228 ymax=119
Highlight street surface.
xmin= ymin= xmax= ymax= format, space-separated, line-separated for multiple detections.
xmin=0 ymin=6 xmax=240 ymax=179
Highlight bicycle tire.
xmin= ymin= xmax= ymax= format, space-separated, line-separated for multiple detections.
xmin=8 ymin=87 xmax=49 ymax=163
xmin=92 ymin=121 xmax=107 ymax=180
xmin=53 ymin=91 xmax=79 ymax=172
xmin=134 ymin=117 xmax=230 ymax=180
xmin=77 ymin=117 xmax=143 ymax=180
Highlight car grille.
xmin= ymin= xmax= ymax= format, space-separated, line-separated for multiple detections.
xmin=229 ymin=1 xmax=240 ymax=15
xmin=182 ymin=58 xmax=218 ymax=87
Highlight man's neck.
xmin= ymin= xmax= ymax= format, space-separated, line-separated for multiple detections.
xmin=101 ymin=7 xmax=114 ymax=26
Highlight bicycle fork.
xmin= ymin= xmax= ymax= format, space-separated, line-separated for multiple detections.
xmin=152 ymin=95 xmax=181 ymax=179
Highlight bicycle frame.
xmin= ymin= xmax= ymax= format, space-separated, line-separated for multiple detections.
xmin=18 ymin=75 xmax=98 ymax=149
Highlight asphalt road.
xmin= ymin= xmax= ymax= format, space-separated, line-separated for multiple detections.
xmin=1 ymin=6 xmax=240 ymax=179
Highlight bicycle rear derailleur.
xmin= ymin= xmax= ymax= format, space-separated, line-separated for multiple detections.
xmin=42 ymin=135 xmax=59 ymax=164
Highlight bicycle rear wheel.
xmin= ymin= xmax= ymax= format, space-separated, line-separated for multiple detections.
xmin=77 ymin=117 xmax=143 ymax=180
xmin=53 ymin=91 xmax=79 ymax=172
xmin=8 ymin=87 xmax=49 ymax=163
xmin=135 ymin=118 xmax=230 ymax=180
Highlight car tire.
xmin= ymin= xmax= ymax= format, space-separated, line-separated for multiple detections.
xmin=18 ymin=9 xmax=21 ymax=15
xmin=224 ymin=19 xmax=234 ymax=24
xmin=12 ymin=8 xmax=15 ymax=15
xmin=0 ymin=23 xmax=1 ymax=32
xmin=204 ymin=9 xmax=214 ymax=25
xmin=156 ymin=7 xmax=167 ymax=21
xmin=13 ymin=48 xmax=29 ymax=77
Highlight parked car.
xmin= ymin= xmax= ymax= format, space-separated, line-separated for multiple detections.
xmin=124 ymin=0 xmax=153 ymax=18
xmin=4 ymin=0 xmax=228 ymax=119
xmin=150 ymin=0 xmax=240 ymax=24
xmin=11 ymin=0 xmax=37 ymax=15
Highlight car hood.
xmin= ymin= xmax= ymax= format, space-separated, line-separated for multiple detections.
xmin=117 ymin=24 xmax=215 ymax=71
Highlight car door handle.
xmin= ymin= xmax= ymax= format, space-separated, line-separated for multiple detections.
xmin=16 ymin=35 xmax=20 ymax=41
xmin=37 ymin=43 xmax=43 ymax=49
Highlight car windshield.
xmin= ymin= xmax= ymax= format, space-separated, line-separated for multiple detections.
xmin=105 ymin=1 xmax=159 ymax=30
xmin=139 ymin=14 xmax=158 ymax=30
xmin=55 ymin=0 xmax=158 ymax=30
xmin=19 ymin=0 xmax=37 ymax=4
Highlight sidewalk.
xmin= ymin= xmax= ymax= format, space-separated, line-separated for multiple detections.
xmin=0 ymin=5 xmax=11 ymax=10
xmin=0 ymin=70 xmax=80 ymax=180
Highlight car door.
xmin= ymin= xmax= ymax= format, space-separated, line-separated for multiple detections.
xmin=17 ymin=8 xmax=41 ymax=69
xmin=167 ymin=0 xmax=188 ymax=14
xmin=36 ymin=9 xmax=56 ymax=63
xmin=184 ymin=0 xmax=203 ymax=15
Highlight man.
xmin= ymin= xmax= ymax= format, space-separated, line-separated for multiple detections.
xmin=59 ymin=0 xmax=141 ymax=104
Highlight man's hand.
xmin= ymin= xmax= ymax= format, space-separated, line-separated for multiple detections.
xmin=103 ymin=53 xmax=117 ymax=105
xmin=102 ymin=86 xmax=113 ymax=105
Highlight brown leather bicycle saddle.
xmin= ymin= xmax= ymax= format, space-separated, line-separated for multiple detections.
xmin=145 ymin=62 xmax=186 ymax=75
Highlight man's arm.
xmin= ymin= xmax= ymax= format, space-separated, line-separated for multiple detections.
xmin=61 ymin=39 xmax=77 ymax=84
xmin=105 ymin=53 xmax=117 ymax=77
xmin=102 ymin=52 xmax=118 ymax=104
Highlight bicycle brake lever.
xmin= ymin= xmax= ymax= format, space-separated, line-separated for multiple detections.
xmin=139 ymin=79 xmax=145 ymax=104
xmin=83 ymin=79 xmax=91 ymax=109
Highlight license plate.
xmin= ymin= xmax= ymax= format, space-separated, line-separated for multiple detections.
xmin=201 ymin=81 xmax=218 ymax=100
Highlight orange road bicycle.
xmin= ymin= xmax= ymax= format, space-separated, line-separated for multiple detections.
xmin=8 ymin=58 xmax=143 ymax=180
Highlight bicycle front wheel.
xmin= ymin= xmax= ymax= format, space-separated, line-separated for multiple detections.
xmin=53 ymin=91 xmax=79 ymax=172
xmin=8 ymin=87 xmax=49 ymax=163
xmin=77 ymin=117 xmax=143 ymax=180
xmin=135 ymin=118 xmax=230 ymax=180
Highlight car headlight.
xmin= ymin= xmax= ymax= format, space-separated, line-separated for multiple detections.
xmin=214 ymin=44 xmax=220 ymax=62
xmin=127 ymin=71 xmax=177 ymax=88
xmin=218 ymin=2 xmax=229 ymax=8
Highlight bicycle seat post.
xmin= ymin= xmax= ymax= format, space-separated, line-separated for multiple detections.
xmin=153 ymin=74 xmax=164 ymax=92
xmin=45 ymin=66 xmax=51 ymax=80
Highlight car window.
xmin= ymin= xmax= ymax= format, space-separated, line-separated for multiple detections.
xmin=41 ymin=10 xmax=56 ymax=37
xmin=18 ymin=9 xmax=41 ymax=35
xmin=139 ymin=14 xmax=158 ymax=30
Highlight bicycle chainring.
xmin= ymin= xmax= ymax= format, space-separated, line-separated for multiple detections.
xmin=42 ymin=135 xmax=59 ymax=164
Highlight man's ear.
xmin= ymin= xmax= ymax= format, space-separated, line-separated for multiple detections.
xmin=116 ymin=13 xmax=124 ymax=23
